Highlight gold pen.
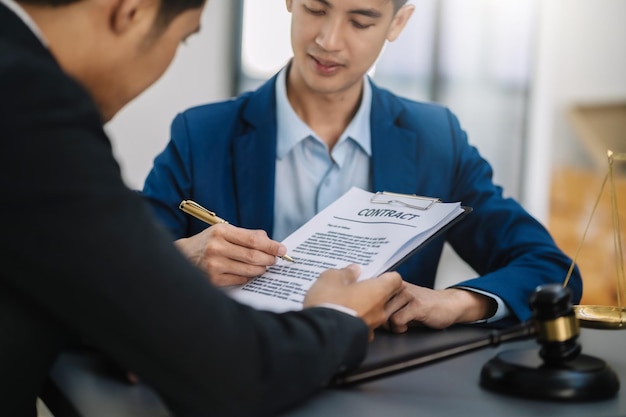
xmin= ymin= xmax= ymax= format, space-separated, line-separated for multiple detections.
xmin=179 ymin=200 xmax=295 ymax=263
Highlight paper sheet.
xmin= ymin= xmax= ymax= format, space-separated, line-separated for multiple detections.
xmin=227 ymin=187 xmax=464 ymax=312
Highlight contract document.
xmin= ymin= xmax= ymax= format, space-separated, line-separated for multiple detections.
xmin=227 ymin=187 xmax=468 ymax=312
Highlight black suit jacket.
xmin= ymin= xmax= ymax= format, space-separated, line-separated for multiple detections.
xmin=0 ymin=5 xmax=368 ymax=417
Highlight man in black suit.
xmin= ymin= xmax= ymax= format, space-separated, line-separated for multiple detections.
xmin=0 ymin=0 xmax=402 ymax=416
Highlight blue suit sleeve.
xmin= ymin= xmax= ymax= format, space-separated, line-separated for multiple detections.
xmin=143 ymin=113 xmax=194 ymax=239
xmin=443 ymin=109 xmax=582 ymax=322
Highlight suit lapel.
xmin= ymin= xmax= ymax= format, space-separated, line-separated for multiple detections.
xmin=231 ymin=78 xmax=425 ymax=234
xmin=370 ymin=83 xmax=421 ymax=195
xmin=231 ymin=77 xmax=278 ymax=235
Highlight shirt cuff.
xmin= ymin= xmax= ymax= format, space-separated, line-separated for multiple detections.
xmin=454 ymin=286 xmax=511 ymax=323
xmin=314 ymin=303 xmax=358 ymax=317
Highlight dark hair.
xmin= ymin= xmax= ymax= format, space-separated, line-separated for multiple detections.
xmin=392 ymin=0 xmax=409 ymax=12
xmin=18 ymin=0 xmax=204 ymax=30
xmin=154 ymin=0 xmax=205 ymax=30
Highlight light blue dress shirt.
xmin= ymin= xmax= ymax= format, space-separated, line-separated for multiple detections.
xmin=272 ymin=66 xmax=509 ymax=323
xmin=273 ymin=67 xmax=373 ymax=242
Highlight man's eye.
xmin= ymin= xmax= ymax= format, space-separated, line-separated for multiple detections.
xmin=304 ymin=6 xmax=325 ymax=16
xmin=352 ymin=21 xmax=373 ymax=29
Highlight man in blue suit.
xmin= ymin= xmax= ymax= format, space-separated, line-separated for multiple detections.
xmin=144 ymin=0 xmax=582 ymax=330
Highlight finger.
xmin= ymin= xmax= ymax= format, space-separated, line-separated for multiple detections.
xmin=388 ymin=319 xmax=409 ymax=334
xmin=202 ymin=257 xmax=268 ymax=279
xmin=316 ymin=265 xmax=359 ymax=286
xmin=388 ymin=308 xmax=413 ymax=333
xmin=220 ymin=225 xmax=287 ymax=257
xmin=345 ymin=263 xmax=361 ymax=275
xmin=341 ymin=264 xmax=361 ymax=284
xmin=204 ymin=237 xmax=278 ymax=267
xmin=384 ymin=287 xmax=412 ymax=315
xmin=225 ymin=245 xmax=279 ymax=266
xmin=211 ymin=273 xmax=257 ymax=287
xmin=361 ymin=271 xmax=403 ymax=298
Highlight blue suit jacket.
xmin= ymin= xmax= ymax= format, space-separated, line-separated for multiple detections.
xmin=143 ymin=75 xmax=582 ymax=323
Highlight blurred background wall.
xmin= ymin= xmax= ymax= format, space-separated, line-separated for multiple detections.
xmin=106 ymin=0 xmax=626 ymax=304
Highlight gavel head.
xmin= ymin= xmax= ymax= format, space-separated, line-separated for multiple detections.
xmin=481 ymin=284 xmax=619 ymax=401
xmin=530 ymin=284 xmax=582 ymax=363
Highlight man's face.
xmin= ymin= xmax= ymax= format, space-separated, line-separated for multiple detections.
xmin=94 ymin=5 xmax=204 ymax=120
xmin=286 ymin=0 xmax=409 ymax=97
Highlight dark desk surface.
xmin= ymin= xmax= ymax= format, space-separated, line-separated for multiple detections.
xmin=285 ymin=328 xmax=626 ymax=417
xmin=46 ymin=327 xmax=626 ymax=417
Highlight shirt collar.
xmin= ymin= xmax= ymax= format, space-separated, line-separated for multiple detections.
xmin=0 ymin=0 xmax=48 ymax=47
xmin=275 ymin=65 xmax=372 ymax=159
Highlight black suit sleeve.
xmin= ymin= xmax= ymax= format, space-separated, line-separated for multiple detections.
xmin=0 ymin=39 xmax=368 ymax=417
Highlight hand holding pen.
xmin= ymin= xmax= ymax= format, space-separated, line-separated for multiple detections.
xmin=175 ymin=200 xmax=294 ymax=287
xmin=178 ymin=200 xmax=295 ymax=262
xmin=179 ymin=200 xmax=294 ymax=263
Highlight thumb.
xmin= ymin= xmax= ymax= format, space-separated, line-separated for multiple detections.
xmin=342 ymin=264 xmax=361 ymax=283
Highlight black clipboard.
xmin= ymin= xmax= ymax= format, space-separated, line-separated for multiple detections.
xmin=385 ymin=205 xmax=472 ymax=273
xmin=332 ymin=323 xmax=534 ymax=387
xmin=328 ymin=197 xmax=523 ymax=387
xmin=367 ymin=191 xmax=472 ymax=273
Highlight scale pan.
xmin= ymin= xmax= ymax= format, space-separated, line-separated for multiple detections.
xmin=574 ymin=305 xmax=626 ymax=329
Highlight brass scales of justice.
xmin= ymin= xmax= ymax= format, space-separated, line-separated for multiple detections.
xmin=564 ymin=150 xmax=626 ymax=329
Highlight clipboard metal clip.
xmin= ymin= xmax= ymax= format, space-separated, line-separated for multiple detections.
xmin=370 ymin=191 xmax=441 ymax=211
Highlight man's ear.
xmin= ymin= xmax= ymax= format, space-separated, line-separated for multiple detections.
xmin=285 ymin=0 xmax=293 ymax=13
xmin=110 ymin=0 xmax=152 ymax=35
xmin=386 ymin=4 xmax=415 ymax=42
